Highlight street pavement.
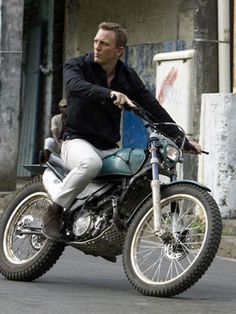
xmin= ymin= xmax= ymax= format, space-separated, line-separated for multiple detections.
xmin=0 ymin=247 xmax=235 ymax=314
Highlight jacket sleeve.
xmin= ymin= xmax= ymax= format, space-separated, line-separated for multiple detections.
xmin=129 ymin=69 xmax=191 ymax=148
xmin=64 ymin=58 xmax=111 ymax=102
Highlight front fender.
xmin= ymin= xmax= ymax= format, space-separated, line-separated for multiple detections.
xmin=161 ymin=180 xmax=211 ymax=192
xmin=126 ymin=179 xmax=211 ymax=226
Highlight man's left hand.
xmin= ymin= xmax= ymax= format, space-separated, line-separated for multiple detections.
xmin=188 ymin=141 xmax=202 ymax=155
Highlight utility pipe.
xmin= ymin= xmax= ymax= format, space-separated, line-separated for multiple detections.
xmin=0 ymin=0 xmax=2 ymax=69
xmin=233 ymin=0 xmax=236 ymax=92
xmin=218 ymin=0 xmax=231 ymax=92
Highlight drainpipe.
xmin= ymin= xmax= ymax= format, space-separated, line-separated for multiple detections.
xmin=218 ymin=0 xmax=231 ymax=92
xmin=0 ymin=0 xmax=2 ymax=69
xmin=233 ymin=0 xmax=236 ymax=92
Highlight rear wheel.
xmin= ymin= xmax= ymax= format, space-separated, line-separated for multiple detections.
xmin=123 ymin=184 xmax=222 ymax=297
xmin=0 ymin=177 xmax=65 ymax=281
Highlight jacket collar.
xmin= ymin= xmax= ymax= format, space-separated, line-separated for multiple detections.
xmin=87 ymin=52 xmax=125 ymax=75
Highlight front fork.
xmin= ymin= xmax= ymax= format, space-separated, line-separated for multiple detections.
xmin=151 ymin=179 xmax=163 ymax=236
xmin=149 ymin=134 xmax=165 ymax=237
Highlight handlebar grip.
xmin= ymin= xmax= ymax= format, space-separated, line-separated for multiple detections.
xmin=111 ymin=94 xmax=117 ymax=102
xmin=201 ymin=150 xmax=209 ymax=155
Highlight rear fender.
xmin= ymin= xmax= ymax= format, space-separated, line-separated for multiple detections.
xmin=23 ymin=164 xmax=47 ymax=176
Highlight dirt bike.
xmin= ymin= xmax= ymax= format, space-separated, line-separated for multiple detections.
xmin=0 ymin=103 xmax=222 ymax=297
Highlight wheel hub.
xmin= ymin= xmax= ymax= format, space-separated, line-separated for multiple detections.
xmin=30 ymin=234 xmax=44 ymax=250
xmin=164 ymin=230 xmax=191 ymax=261
xmin=16 ymin=215 xmax=34 ymax=238
xmin=164 ymin=244 xmax=185 ymax=260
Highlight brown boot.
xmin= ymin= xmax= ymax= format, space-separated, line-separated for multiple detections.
xmin=42 ymin=203 xmax=63 ymax=240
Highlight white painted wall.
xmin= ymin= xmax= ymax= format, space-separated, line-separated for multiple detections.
xmin=218 ymin=0 xmax=230 ymax=93
xmin=198 ymin=94 xmax=236 ymax=217
xmin=153 ymin=50 xmax=194 ymax=136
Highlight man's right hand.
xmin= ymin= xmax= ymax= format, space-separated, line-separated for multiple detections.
xmin=110 ymin=91 xmax=136 ymax=109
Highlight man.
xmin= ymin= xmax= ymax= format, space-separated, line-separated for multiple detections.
xmin=42 ymin=22 xmax=201 ymax=239
xmin=44 ymin=99 xmax=67 ymax=160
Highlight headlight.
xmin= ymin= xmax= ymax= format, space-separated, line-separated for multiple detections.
xmin=159 ymin=136 xmax=181 ymax=169
xmin=166 ymin=145 xmax=180 ymax=162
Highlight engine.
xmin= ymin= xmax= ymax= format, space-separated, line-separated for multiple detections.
xmin=72 ymin=198 xmax=114 ymax=241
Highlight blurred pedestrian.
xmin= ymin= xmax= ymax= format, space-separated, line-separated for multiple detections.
xmin=44 ymin=98 xmax=67 ymax=160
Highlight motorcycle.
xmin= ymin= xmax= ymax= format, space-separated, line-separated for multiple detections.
xmin=0 ymin=103 xmax=222 ymax=297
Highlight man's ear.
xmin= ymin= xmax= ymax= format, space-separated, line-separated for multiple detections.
xmin=116 ymin=46 xmax=125 ymax=58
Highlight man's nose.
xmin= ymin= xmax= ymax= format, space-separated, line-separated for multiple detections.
xmin=94 ymin=42 xmax=101 ymax=51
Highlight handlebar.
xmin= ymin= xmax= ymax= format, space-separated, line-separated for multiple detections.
xmin=110 ymin=95 xmax=209 ymax=155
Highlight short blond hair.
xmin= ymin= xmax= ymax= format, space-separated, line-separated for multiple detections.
xmin=98 ymin=22 xmax=127 ymax=47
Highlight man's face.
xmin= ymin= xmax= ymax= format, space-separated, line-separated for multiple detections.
xmin=93 ymin=29 xmax=124 ymax=66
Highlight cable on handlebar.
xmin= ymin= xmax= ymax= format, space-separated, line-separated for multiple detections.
xmin=125 ymin=101 xmax=186 ymax=149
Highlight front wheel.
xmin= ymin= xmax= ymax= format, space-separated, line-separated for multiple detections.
xmin=0 ymin=177 xmax=65 ymax=281
xmin=123 ymin=183 xmax=222 ymax=297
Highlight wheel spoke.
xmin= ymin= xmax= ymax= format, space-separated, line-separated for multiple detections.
xmin=3 ymin=192 xmax=49 ymax=264
xmin=143 ymin=220 xmax=155 ymax=233
xmin=142 ymin=249 xmax=165 ymax=276
xmin=152 ymin=251 xmax=165 ymax=281
xmin=130 ymin=193 xmax=208 ymax=285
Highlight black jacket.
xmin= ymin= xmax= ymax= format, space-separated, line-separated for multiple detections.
xmin=63 ymin=53 xmax=187 ymax=150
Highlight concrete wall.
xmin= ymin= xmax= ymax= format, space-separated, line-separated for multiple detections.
xmin=0 ymin=0 xmax=24 ymax=190
xmin=233 ymin=0 xmax=236 ymax=93
xmin=0 ymin=0 xmax=2 ymax=47
xmin=199 ymin=94 xmax=236 ymax=218
xmin=64 ymin=0 xmax=194 ymax=59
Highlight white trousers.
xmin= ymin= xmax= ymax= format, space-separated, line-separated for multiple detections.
xmin=52 ymin=139 xmax=118 ymax=208
xmin=44 ymin=137 xmax=60 ymax=154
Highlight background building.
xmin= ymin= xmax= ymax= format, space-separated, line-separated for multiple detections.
xmin=0 ymin=0 xmax=235 ymax=217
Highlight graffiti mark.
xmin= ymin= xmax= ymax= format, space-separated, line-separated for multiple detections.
xmin=158 ymin=67 xmax=178 ymax=105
